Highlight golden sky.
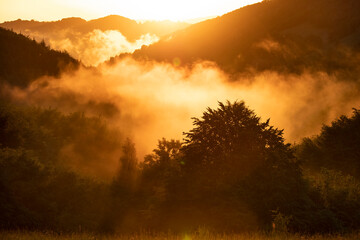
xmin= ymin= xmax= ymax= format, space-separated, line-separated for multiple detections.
xmin=0 ymin=0 xmax=261 ymax=22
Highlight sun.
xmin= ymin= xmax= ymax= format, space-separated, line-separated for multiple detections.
xmin=61 ymin=0 xmax=262 ymax=22
xmin=107 ymin=0 xmax=262 ymax=21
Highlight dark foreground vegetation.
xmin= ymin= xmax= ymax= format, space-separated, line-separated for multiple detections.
xmin=1 ymin=230 xmax=360 ymax=240
xmin=1 ymin=100 xmax=360 ymax=235
xmin=1 ymin=0 xmax=360 ymax=236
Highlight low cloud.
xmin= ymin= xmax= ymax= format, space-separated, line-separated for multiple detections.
xmin=4 ymin=57 xmax=360 ymax=177
xmin=23 ymin=29 xmax=159 ymax=66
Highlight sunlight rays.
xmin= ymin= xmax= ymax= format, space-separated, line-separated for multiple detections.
xmin=0 ymin=0 xmax=262 ymax=22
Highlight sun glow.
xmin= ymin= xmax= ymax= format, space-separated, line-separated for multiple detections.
xmin=0 ymin=0 xmax=262 ymax=22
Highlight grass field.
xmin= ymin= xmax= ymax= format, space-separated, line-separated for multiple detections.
xmin=1 ymin=231 xmax=360 ymax=240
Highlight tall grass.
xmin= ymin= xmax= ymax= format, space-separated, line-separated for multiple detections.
xmin=1 ymin=231 xmax=360 ymax=240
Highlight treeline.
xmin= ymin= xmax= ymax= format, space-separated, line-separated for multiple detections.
xmin=0 ymin=16 xmax=189 ymax=43
xmin=0 ymin=101 xmax=124 ymax=231
xmin=131 ymin=0 xmax=360 ymax=77
xmin=0 ymin=27 xmax=79 ymax=88
xmin=1 ymin=100 xmax=360 ymax=234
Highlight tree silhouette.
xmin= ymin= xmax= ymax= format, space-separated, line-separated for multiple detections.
xmin=181 ymin=101 xmax=308 ymax=230
xmin=298 ymin=108 xmax=360 ymax=178
xmin=116 ymin=138 xmax=138 ymax=186
xmin=107 ymin=139 xmax=139 ymax=232
xmin=183 ymin=100 xmax=286 ymax=180
xmin=0 ymin=27 xmax=79 ymax=88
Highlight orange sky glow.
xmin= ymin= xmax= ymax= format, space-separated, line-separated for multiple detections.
xmin=0 ymin=0 xmax=262 ymax=22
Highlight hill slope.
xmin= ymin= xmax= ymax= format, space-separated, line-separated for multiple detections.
xmin=0 ymin=27 xmax=79 ymax=88
xmin=0 ymin=15 xmax=189 ymax=42
xmin=1 ymin=16 xmax=190 ymax=66
xmin=131 ymin=0 xmax=360 ymax=76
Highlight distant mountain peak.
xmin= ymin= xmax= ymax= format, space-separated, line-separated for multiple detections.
xmin=130 ymin=0 xmax=360 ymax=76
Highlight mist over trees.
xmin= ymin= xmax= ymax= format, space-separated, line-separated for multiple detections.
xmin=0 ymin=101 xmax=115 ymax=231
xmin=1 ymin=0 xmax=360 ymax=236
xmin=131 ymin=0 xmax=360 ymax=78
xmin=0 ymin=16 xmax=189 ymax=66
xmin=0 ymin=27 xmax=79 ymax=88
xmin=1 ymin=100 xmax=360 ymax=234
xmin=297 ymin=109 xmax=360 ymax=178
xmin=0 ymin=16 xmax=189 ymax=43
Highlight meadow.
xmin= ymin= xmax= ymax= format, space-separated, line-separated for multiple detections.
xmin=1 ymin=231 xmax=360 ymax=240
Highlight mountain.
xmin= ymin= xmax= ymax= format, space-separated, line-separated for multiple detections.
xmin=0 ymin=15 xmax=190 ymax=42
xmin=131 ymin=0 xmax=360 ymax=76
xmin=0 ymin=27 xmax=79 ymax=88
xmin=0 ymin=15 xmax=191 ymax=66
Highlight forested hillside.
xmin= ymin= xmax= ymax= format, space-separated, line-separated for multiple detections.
xmin=0 ymin=27 xmax=79 ymax=88
xmin=131 ymin=0 xmax=360 ymax=76
xmin=0 ymin=101 xmax=120 ymax=231
xmin=2 ymin=100 xmax=360 ymax=234
xmin=297 ymin=109 xmax=360 ymax=178
xmin=0 ymin=16 xmax=189 ymax=42
xmin=0 ymin=16 xmax=189 ymax=66
xmin=1 ymin=0 xmax=360 ymax=236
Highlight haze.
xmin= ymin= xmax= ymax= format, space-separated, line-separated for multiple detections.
xmin=0 ymin=0 xmax=261 ymax=22
xmin=2 ymin=0 xmax=360 ymax=237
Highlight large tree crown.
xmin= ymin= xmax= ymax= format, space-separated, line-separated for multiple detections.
xmin=183 ymin=101 xmax=285 ymax=157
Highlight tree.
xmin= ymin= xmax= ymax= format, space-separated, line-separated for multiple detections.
xmin=181 ymin=101 xmax=309 ymax=231
xmin=106 ymin=138 xmax=139 ymax=233
xmin=143 ymin=138 xmax=182 ymax=167
xmin=294 ymin=108 xmax=360 ymax=233
xmin=297 ymin=108 xmax=360 ymax=178
xmin=110 ymin=138 xmax=138 ymax=201
xmin=182 ymin=100 xmax=286 ymax=181
xmin=138 ymin=139 xmax=183 ymax=230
